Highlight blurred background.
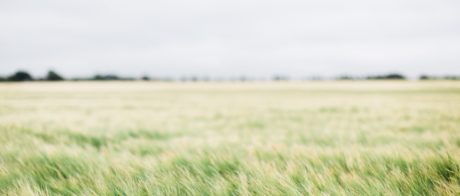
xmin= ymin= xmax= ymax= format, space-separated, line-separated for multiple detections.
xmin=1 ymin=0 xmax=460 ymax=80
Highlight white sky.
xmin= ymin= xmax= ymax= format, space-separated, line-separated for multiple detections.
xmin=1 ymin=0 xmax=460 ymax=78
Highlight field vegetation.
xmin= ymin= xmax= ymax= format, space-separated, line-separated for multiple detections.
xmin=0 ymin=81 xmax=459 ymax=195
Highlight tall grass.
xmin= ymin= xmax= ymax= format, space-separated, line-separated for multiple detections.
xmin=0 ymin=81 xmax=459 ymax=195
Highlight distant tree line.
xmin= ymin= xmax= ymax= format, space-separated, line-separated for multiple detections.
xmin=1 ymin=70 xmax=460 ymax=82
xmin=0 ymin=70 xmax=65 ymax=82
xmin=336 ymin=73 xmax=407 ymax=80
xmin=0 ymin=70 xmax=143 ymax=82
xmin=419 ymin=75 xmax=460 ymax=80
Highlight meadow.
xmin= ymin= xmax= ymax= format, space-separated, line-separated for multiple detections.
xmin=0 ymin=81 xmax=459 ymax=195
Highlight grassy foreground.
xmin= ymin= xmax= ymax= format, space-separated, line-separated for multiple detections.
xmin=0 ymin=81 xmax=459 ymax=195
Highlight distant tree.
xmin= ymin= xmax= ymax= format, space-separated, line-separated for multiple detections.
xmin=46 ymin=70 xmax=64 ymax=81
xmin=418 ymin=75 xmax=460 ymax=80
xmin=93 ymin=74 xmax=120 ymax=80
xmin=303 ymin=76 xmax=323 ymax=81
xmin=93 ymin=74 xmax=104 ymax=80
xmin=385 ymin=73 xmax=406 ymax=80
xmin=141 ymin=75 xmax=150 ymax=81
xmin=444 ymin=75 xmax=460 ymax=80
xmin=0 ymin=76 xmax=5 ymax=82
xmin=367 ymin=73 xmax=406 ymax=80
xmin=337 ymin=75 xmax=355 ymax=80
xmin=7 ymin=71 xmax=33 ymax=81
xmin=272 ymin=75 xmax=289 ymax=81
xmin=190 ymin=76 xmax=198 ymax=82
xmin=419 ymin=75 xmax=430 ymax=80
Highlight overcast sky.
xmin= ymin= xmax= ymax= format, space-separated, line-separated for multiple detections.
xmin=1 ymin=0 xmax=459 ymax=78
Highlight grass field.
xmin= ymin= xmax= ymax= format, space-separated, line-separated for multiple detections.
xmin=0 ymin=81 xmax=459 ymax=195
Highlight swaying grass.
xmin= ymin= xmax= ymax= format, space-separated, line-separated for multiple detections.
xmin=0 ymin=81 xmax=459 ymax=195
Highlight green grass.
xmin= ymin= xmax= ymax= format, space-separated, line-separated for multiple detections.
xmin=0 ymin=81 xmax=459 ymax=195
